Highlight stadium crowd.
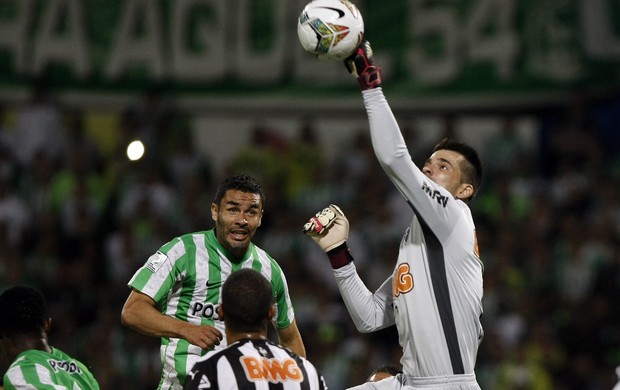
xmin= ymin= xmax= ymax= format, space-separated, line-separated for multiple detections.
xmin=0 ymin=82 xmax=619 ymax=389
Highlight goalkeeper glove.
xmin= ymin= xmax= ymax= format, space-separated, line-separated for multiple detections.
xmin=303 ymin=204 xmax=354 ymax=269
xmin=344 ymin=40 xmax=382 ymax=91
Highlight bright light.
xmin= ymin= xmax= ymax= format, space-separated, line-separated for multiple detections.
xmin=126 ymin=140 xmax=145 ymax=161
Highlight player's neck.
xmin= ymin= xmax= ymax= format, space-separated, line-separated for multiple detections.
xmin=8 ymin=334 xmax=52 ymax=360
xmin=228 ymin=332 xmax=267 ymax=344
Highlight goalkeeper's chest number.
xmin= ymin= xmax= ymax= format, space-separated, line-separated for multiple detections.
xmin=393 ymin=264 xmax=414 ymax=297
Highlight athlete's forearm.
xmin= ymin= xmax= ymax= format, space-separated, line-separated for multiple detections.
xmin=362 ymin=88 xmax=409 ymax=170
xmin=121 ymin=295 xmax=188 ymax=338
xmin=333 ymin=263 xmax=395 ymax=333
xmin=277 ymin=319 xmax=306 ymax=357
xmin=121 ymin=291 xmax=223 ymax=349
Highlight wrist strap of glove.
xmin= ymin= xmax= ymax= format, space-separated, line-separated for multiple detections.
xmin=327 ymin=243 xmax=354 ymax=269
xmin=357 ymin=66 xmax=382 ymax=91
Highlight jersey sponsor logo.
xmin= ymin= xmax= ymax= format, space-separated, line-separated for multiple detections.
xmin=48 ymin=359 xmax=83 ymax=374
xmin=473 ymin=230 xmax=480 ymax=258
xmin=206 ymin=280 xmax=222 ymax=289
xmin=145 ymin=251 xmax=168 ymax=273
xmin=191 ymin=301 xmax=221 ymax=320
xmin=421 ymin=182 xmax=449 ymax=207
xmin=393 ymin=263 xmax=414 ymax=297
xmin=240 ymin=356 xmax=303 ymax=383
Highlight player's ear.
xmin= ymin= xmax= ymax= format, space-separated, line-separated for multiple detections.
xmin=211 ymin=203 xmax=218 ymax=222
xmin=268 ymin=304 xmax=275 ymax=320
xmin=44 ymin=317 xmax=52 ymax=333
xmin=217 ymin=304 xmax=224 ymax=321
xmin=456 ymin=183 xmax=474 ymax=201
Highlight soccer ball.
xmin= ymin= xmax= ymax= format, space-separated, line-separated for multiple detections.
xmin=297 ymin=0 xmax=364 ymax=61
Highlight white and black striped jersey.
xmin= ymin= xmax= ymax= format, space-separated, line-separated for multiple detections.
xmin=183 ymin=339 xmax=327 ymax=390
xmin=333 ymin=88 xmax=483 ymax=388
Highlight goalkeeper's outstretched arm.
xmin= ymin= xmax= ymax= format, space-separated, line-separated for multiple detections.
xmin=303 ymin=205 xmax=396 ymax=331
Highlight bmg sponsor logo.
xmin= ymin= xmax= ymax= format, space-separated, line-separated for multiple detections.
xmin=241 ymin=356 xmax=302 ymax=383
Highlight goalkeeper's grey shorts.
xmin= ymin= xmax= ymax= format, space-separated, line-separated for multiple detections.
xmin=347 ymin=373 xmax=481 ymax=390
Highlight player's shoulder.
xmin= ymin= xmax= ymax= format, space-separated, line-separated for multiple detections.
xmin=159 ymin=230 xmax=213 ymax=255
xmin=175 ymin=229 xmax=212 ymax=242
xmin=6 ymin=350 xmax=53 ymax=378
xmin=12 ymin=348 xmax=52 ymax=364
xmin=252 ymin=243 xmax=283 ymax=268
xmin=455 ymin=199 xmax=476 ymax=225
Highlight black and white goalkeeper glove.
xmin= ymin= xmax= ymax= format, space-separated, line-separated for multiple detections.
xmin=303 ymin=204 xmax=354 ymax=268
xmin=344 ymin=40 xmax=382 ymax=91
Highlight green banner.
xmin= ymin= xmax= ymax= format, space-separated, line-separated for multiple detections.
xmin=0 ymin=0 xmax=619 ymax=100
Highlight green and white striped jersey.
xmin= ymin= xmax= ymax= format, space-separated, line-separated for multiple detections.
xmin=3 ymin=347 xmax=100 ymax=390
xmin=128 ymin=228 xmax=296 ymax=390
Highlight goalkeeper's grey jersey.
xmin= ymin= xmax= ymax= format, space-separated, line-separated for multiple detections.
xmin=334 ymin=88 xmax=483 ymax=384
xmin=128 ymin=229 xmax=296 ymax=390
xmin=184 ymin=339 xmax=327 ymax=390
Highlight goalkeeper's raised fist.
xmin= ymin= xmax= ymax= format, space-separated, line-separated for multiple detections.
xmin=344 ymin=40 xmax=382 ymax=91
xmin=303 ymin=204 xmax=349 ymax=253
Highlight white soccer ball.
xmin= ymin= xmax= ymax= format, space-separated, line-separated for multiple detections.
xmin=297 ymin=0 xmax=364 ymax=61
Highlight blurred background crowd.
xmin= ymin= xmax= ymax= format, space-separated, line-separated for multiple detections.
xmin=0 ymin=78 xmax=619 ymax=390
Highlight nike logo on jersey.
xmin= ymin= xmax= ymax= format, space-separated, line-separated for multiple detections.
xmin=206 ymin=280 xmax=222 ymax=289
xmin=317 ymin=6 xmax=345 ymax=18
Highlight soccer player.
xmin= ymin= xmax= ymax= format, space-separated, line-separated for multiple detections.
xmin=184 ymin=268 xmax=327 ymax=389
xmin=0 ymin=286 xmax=100 ymax=389
xmin=303 ymin=41 xmax=484 ymax=389
xmin=121 ymin=173 xmax=305 ymax=389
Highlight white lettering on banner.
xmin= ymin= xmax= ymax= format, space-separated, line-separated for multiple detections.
xmin=33 ymin=0 xmax=91 ymax=78
xmin=105 ymin=0 xmax=168 ymax=80
xmin=171 ymin=0 xmax=227 ymax=83
xmin=407 ymin=0 xmax=520 ymax=85
xmin=0 ymin=0 xmax=618 ymax=88
xmin=523 ymin=0 xmax=581 ymax=81
xmin=0 ymin=0 xmax=33 ymax=73
xmin=581 ymin=0 xmax=620 ymax=58
xmin=409 ymin=7 xmax=461 ymax=85
xmin=234 ymin=0 xmax=288 ymax=84
xmin=465 ymin=0 xmax=518 ymax=81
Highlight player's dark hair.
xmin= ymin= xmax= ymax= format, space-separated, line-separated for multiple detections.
xmin=433 ymin=137 xmax=483 ymax=201
xmin=213 ymin=173 xmax=265 ymax=208
xmin=221 ymin=269 xmax=273 ymax=333
xmin=0 ymin=286 xmax=49 ymax=337
xmin=367 ymin=364 xmax=403 ymax=381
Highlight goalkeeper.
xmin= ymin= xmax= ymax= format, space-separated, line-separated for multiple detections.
xmin=304 ymin=41 xmax=484 ymax=389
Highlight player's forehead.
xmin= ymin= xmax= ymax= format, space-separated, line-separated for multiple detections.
xmin=221 ymin=189 xmax=262 ymax=208
xmin=427 ymin=149 xmax=464 ymax=166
